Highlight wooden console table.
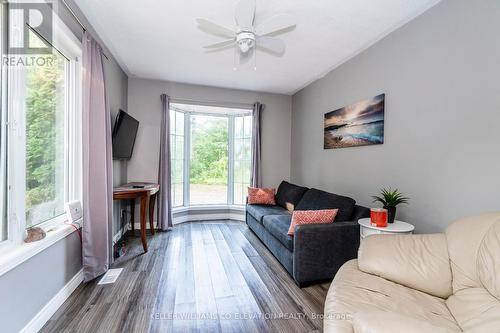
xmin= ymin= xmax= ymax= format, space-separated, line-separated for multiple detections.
xmin=113 ymin=182 xmax=160 ymax=252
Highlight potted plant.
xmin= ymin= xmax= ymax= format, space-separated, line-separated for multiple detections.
xmin=372 ymin=188 xmax=409 ymax=224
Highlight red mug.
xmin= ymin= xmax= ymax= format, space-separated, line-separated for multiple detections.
xmin=370 ymin=208 xmax=388 ymax=227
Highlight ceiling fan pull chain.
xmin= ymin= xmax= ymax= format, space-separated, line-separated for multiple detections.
xmin=233 ymin=46 xmax=237 ymax=71
xmin=254 ymin=48 xmax=257 ymax=71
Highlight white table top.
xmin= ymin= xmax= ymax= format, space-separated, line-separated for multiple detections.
xmin=358 ymin=218 xmax=415 ymax=233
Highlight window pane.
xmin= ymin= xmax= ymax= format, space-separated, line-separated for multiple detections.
xmin=243 ymin=138 xmax=251 ymax=160
xmin=175 ymin=135 xmax=184 ymax=160
xmin=25 ymin=52 xmax=67 ymax=227
xmin=234 ymin=160 xmax=242 ymax=183
xmin=170 ymin=110 xmax=175 ymax=134
xmin=174 ymin=182 xmax=183 ymax=207
xmin=190 ymin=115 xmax=228 ymax=205
xmin=242 ymin=161 xmax=251 ymax=183
xmin=244 ymin=116 xmax=252 ymax=138
xmin=175 ymin=159 xmax=184 ymax=183
xmin=233 ymin=183 xmax=243 ymax=205
xmin=176 ymin=111 xmax=184 ymax=135
xmin=170 ymin=134 xmax=176 ymax=156
xmin=170 ymin=109 xmax=185 ymax=207
xmin=234 ymin=138 xmax=243 ymax=161
xmin=235 ymin=117 xmax=243 ymax=139
xmin=233 ymin=115 xmax=252 ymax=205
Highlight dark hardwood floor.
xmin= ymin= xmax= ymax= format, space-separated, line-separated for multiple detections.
xmin=42 ymin=221 xmax=329 ymax=333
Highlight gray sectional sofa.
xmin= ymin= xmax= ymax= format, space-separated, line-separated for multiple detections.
xmin=246 ymin=181 xmax=370 ymax=287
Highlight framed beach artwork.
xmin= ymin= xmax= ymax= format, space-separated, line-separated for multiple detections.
xmin=324 ymin=94 xmax=385 ymax=149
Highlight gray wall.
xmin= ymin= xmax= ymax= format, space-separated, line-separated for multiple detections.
xmin=127 ymin=78 xmax=292 ymax=189
xmin=291 ymin=0 xmax=500 ymax=233
xmin=0 ymin=1 xmax=128 ymax=332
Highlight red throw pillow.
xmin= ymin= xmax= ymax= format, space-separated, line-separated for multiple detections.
xmin=288 ymin=209 xmax=338 ymax=236
xmin=247 ymin=187 xmax=276 ymax=205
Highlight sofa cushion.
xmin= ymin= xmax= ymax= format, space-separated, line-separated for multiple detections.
xmin=446 ymin=287 xmax=500 ymax=333
xmin=296 ymin=188 xmax=355 ymax=222
xmin=246 ymin=204 xmax=289 ymax=223
xmin=358 ymin=233 xmax=453 ymax=298
xmin=445 ymin=212 xmax=500 ymax=293
xmin=288 ymin=209 xmax=338 ymax=236
xmin=324 ymin=260 xmax=460 ymax=333
xmin=247 ymin=187 xmax=276 ymax=205
xmin=477 ymin=215 xmax=500 ymax=300
xmin=275 ymin=181 xmax=309 ymax=211
xmin=262 ymin=215 xmax=294 ymax=251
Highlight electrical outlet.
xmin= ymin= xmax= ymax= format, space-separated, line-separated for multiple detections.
xmin=65 ymin=201 xmax=83 ymax=222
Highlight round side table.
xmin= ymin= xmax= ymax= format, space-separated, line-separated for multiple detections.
xmin=358 ymin=218 xmax=415 ymax=241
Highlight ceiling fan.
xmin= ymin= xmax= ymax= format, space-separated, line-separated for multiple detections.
xmin=196 ymin=0 xmax=296 ymax=69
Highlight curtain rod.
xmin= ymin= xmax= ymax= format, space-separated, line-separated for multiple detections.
xmin=60 ymin=0 xmax=109 ymax=60
xmin=170 ymin=97 xmax=255 ymax=110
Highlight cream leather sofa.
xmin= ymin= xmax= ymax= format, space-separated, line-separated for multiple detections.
xmin=324 ymin=213 xmax=500 ymax=333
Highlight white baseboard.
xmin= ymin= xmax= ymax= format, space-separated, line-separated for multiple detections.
xmin=173 ymin=213 xmax=245 ymax=225
xmin=123 ymin=214 xmax=244 ymax=230
xmin=21 ymin=269 xmax=83 ymax=333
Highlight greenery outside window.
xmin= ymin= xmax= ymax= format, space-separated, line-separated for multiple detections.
xmin=1 ymin=8 xmax=82 ymax=246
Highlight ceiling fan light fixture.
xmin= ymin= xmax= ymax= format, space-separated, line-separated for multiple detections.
xmin=197 ymin=0 xmax=297 ymax=67
xmin=236 ymin=31 xmax=255 ymax=53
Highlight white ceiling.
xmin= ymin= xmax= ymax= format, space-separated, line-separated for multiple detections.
xmin=74 ymin=0 xmax=440 ymax=95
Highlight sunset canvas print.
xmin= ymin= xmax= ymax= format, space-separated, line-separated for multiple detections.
xmin=324 ymin=94 xmax=385 ymax=149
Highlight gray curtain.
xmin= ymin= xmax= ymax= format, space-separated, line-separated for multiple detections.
xmin=158 ymin=94 xmax=173 ymax=230
xmin=82 ymin=32 xmax=112 ymax=282
xmin=250 ymin=102 xmax=264 ymax=187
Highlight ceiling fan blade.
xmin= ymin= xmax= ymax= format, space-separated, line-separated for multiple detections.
xmin=196 ymin=18 xmax=236 ymax=38
xmin=255 ymin=13 xmax=296 ymax=36
xmin=257 ymin=36 xmax=286 ymax=56
xmin=235 ymin=0 xmax=255 ymax=30
xmin=203 ymin=39 xmax=235 ymax=49
xmin=204 ymin=44 xmax=236 ymax=53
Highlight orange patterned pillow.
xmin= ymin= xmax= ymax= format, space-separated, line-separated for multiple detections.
xmin=247 ymin=187 xmax=276 ymax=205
xmin=288 ymin=209 xmax=338 ymax=236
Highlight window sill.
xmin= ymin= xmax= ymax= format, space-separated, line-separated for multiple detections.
xmin=0 ymin=220 xmax=81 ymax=277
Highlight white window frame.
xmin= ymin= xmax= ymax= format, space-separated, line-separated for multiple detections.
xmin=0 ymin=3 xmax=8 ymax=243
xmin=170 ymin=103 xmax=252 ymax=209
xmin=2 ymin=10 xmax=82 ymax=249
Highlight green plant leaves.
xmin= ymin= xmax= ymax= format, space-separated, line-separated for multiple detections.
xmin=372 ymin=188 xmax=409 ymax=207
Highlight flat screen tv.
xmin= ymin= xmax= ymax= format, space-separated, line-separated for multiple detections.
xmin=112 ymin=110 xmax=139 ymax=160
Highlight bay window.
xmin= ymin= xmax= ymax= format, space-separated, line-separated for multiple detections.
xmin=170 ymin=103 xmax=252 ymax=208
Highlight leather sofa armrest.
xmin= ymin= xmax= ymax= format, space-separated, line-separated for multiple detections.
xmin=358 ymin=233 xmax=453 ymax=298
xmin=352 ymin=311 xmax=459 ymax=333
xmin=293 ymin=221 xmax=360 ymax=286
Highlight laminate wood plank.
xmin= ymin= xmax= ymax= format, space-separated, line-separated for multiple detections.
xmin=42 ymin=221 xmax=329 ymax=333
xmin=239 ymin=223 xmax=325 ymax=329
xmin=232 ymin=251 xmax=291 ymax=333
xmin=174 ymin=225 xmax=195 ymax=305
xmin=208 ymin=223 xmax=224 ymax=241
xmin=213 ymin=237 xmax=268 ymax=333
xmin=215 ymin=296 xmax=246 ymax=333
xmin=171 ymin=223 xmax=198 ymax=332
xmin=248 ymin=254 xmax=319 ymax=332
xmin=204 ymin=230 xmax=234 ymax=299
xmin=226 ymin=223 xmax=259 ymax=257
xmin=150 ymin=228 xmax=182 ymax=333
xmin=217 ymin=223 xmax=244 ymax=254
xmin=191 ymin=223 xmax=221 ymax=333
